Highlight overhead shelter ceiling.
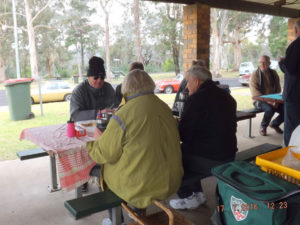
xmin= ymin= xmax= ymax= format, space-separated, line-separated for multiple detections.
xmin=145 ymin=0 xmax=300 ymax=18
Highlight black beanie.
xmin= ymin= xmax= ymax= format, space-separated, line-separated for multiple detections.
xmin=87 ymin=56 xmax=106 ymax=79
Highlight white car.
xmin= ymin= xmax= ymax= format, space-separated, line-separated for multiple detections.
xmin=239 ymin=62 xmax=254 ymax=75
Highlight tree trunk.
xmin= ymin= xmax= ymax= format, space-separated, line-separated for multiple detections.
xmin=134 ymin=0 xmax=143 ymax=62
xmin=24 ymin=0 xmax=39 ymax=78
xmin=233 ymin=28 xmax=242 ymax=71
xmin=172 ymin=43 xmax=180 ymax=75
xmin=99 ymin=0 xmax=111 ymax=81
xmin=80 ymin=32 xmax=84 ymax=74
xmin=46 ymin=56 xmax=51 ymax=78
xmin=211 ymin=9 xmax=221 ymax=78
xmin=104 ymin=13 xmax=111 ymax=81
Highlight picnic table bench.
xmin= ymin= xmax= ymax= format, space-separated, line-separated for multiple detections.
xmin=17 ymin=148 xmax=48 ymax=160
xmin=64 ymin=142 xmax=281 ymax=224
xmin=236 ymin=108 xmax=263 ymax=138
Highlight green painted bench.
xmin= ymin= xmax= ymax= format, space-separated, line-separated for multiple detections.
xmin=64 ymin=189 xmax=123 ymax=223
xmin=235 ymin=143 xmax=281 ymax=162
xmin=17 ymin=148 xmax=48 ymax=160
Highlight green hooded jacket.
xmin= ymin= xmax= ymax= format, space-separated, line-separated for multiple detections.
xmin=87 ymin=93 xmax=183 ymax=208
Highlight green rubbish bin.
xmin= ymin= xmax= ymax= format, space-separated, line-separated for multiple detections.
xmin=73 ymin=75 xmax=79 ymax=84
xmin=4 ymin=78 xmax=34 ymax=121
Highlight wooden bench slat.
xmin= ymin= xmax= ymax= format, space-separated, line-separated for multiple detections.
xmin=235 ymin=143 xmax=281 ymax=162
xmin=242 ymin=108 xmax=262 ymax=114
xmin=64 ymin=190 xmax=123 ymax=219
xmin=17 ymin=148 xmax=48 ymax=160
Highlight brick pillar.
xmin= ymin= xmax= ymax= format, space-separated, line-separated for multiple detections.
xmin=183 ymin=3 xmax=210 ymax=73
xmin=287 ymin=18 xmax=299 ymax=45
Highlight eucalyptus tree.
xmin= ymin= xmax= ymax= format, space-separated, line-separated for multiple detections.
xmin=0 ymin=0 xmax=14 ymax=81
xmin=148 ymin=3 xmax=183 ymax=75
xmin=268 ymin=16 xmax=287 ymax=59
xmin=98 ymin=0 xmax=113 ymax=81
xmin=225 ymin=11 xmax=266 ymax=71
xmin=64 ymin=0 xmax=98 ymax=77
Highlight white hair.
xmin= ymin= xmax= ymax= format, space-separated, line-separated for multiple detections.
xmin=186 ymin=65 xmax=212 ymax=82
xmin=121 ymin=69 xmax=155 ymax=95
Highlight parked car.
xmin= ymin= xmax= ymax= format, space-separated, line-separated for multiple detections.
xmin=270 ymin=60 xmax=279 ymax=70
xmin=155 ymin=73 xmax=183 ymax=94
xmin=238 ymin=73 xmax=251 ymax=86
xmin=31 ymin=80 xmax=74 ymax=104
xmin=239 ymin=62 xmax=254 ymax=75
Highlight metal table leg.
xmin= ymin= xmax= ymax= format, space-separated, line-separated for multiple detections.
xmin=75 ymin=186 xmax=82 ymax=198
xmin=48 ymin=155 xmax=61 ymax=192
xmin=246 ymin=118 xmax=254 ymax=138
xmin=112 ymin=206 xmax=122 ymax=225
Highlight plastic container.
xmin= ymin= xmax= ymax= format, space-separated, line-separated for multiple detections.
xmin=256 ymin=147 xmax=300 ymax=185
xmin=3 ymin=78 xmax=34 ymax=121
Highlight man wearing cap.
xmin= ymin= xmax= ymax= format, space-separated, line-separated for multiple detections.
xmin=70 ymin=56 xmax=117 ymax=192
xmin=70 ymin=56 xmax=117 ymax=122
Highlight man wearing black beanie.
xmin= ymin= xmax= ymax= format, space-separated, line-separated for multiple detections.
xmin=70 ymin=56 xmax=117 ymax=192
xmin=70 ymin=56 xmax=117 ymax=122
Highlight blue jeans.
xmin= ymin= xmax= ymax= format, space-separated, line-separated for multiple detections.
xmin=255 ymin=101 xmax=284 ymax=128
xmin=284 ymin=102 xmax=300 ymax=146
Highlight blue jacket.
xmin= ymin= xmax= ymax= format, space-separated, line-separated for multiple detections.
xmin=279 ymin=36 xmax=300 ymax=102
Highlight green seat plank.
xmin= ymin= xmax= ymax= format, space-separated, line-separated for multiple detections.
xmin=235 ymin=143 xmax=281 ymax=162
xmin=17 ymin=148 xmax=48 ymax=160
xmin=64 ymin=190 xmax=123 ymax=219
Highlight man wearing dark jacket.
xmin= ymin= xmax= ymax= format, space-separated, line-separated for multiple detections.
xmin=279 ymin=18 xmax=300 ymax=146
xmin=70 ymin=56 xmax=117 ymax=122
xmin=70 ymin=56 xmax=117 ymax=192
xmin=170 ymin=65 xmax=237 ymax=210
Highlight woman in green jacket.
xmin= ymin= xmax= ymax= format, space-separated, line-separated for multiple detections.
xmin=87 ymin=69 xmax=183 ymax=222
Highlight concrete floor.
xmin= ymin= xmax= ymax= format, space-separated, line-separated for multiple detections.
xmin=0 ymin=113 xmax=284 ymax=225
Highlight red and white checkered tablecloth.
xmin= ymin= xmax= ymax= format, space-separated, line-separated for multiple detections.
xmin=20 ymin=124 xmax=96 ymax=191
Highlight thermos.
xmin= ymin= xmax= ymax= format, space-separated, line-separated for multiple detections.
xmin=67 ymin=120 xmax=75 ymax=137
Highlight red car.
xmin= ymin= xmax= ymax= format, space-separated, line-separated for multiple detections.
xmin=155 ymin=74 xmax=183 ymax=94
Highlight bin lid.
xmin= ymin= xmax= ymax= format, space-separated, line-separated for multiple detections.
xmin=3 ymin=78 xmax=34 ymax=86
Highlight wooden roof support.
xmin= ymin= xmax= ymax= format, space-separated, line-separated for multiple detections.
xmin=144 ymin=0 xmax=300 ymax=18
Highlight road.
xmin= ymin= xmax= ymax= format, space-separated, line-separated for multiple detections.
xmin=0 ymin=78 xmax=242 ymax=107
xmin=0 ymin=90 xmax=7 ymax=106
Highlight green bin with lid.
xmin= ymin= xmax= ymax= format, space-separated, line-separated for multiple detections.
xmin=4 ymin=78 xmax=34 ymax=121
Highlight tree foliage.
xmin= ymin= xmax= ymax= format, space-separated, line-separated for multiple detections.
xmin=268 ymin=16 xmax=287 ymax=59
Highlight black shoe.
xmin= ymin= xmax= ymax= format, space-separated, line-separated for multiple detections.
xmin=270 ymin=125 xmax=283 ymax=134
xmin=259 ymin=127 xmax=267 ymax=136
xmin=82 ymin=182 xmax=88 ymax=192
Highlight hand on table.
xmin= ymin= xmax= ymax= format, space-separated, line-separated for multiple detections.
xmin=94 ymin=127 xmax=103 ymax=139
xmin=99 ymin=108 xmax=115 ymax=113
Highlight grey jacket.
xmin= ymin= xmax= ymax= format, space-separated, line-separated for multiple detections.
xmin=70 ymin=80 xmax=117 ymax=121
